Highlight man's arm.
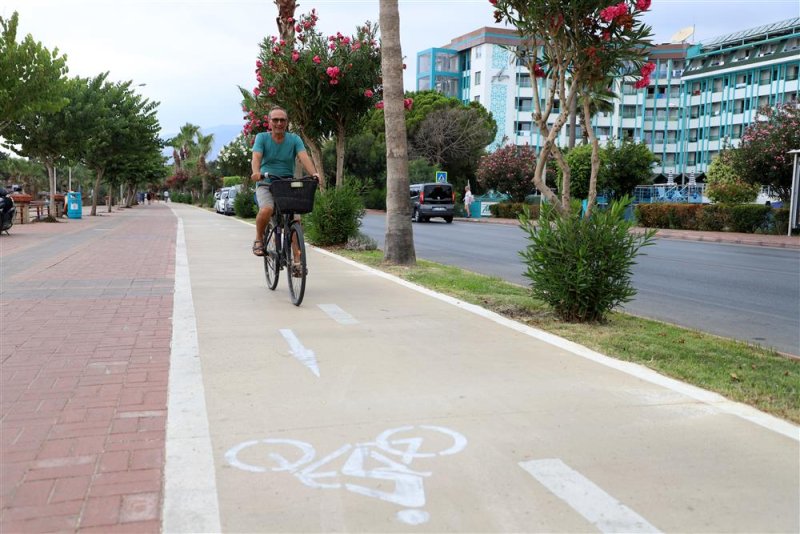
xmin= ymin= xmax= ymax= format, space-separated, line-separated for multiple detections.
xmin=251 ymin=151 xmax=263 ymax=183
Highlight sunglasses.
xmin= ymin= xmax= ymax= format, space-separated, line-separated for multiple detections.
xmin=271 ymin=118 xmax=288 ymax=123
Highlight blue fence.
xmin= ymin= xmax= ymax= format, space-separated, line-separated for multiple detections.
xmin=633 ymin=184 xmax=707 ymax=204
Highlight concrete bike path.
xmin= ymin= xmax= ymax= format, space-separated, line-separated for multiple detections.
xmin=169 ymin=203 xmax=798 ymax=533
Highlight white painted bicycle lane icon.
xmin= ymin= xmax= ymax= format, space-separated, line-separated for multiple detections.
xmin=225 ymin=425 xmax=467 ymax=526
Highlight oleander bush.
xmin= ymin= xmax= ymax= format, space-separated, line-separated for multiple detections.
xmin=635 ymin=203 xmax=782 ymax=234
xmin=520 ymin=196 xmax=656 ymax=323
xmin=489 ymin=202 xmax=540 ymax=220
xmin=304 ymin=180 xmax=365 ymax=246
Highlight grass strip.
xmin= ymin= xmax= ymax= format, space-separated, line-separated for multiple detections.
xmin=329 ymin=248 xmax=800 ymax=424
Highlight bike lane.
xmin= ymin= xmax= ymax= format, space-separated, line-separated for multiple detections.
xmin=173 ymin=202 xmax=799 ymax=533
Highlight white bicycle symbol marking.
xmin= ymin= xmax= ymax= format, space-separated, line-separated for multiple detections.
xmin=225 ymin=425 xmax=467 ymax=525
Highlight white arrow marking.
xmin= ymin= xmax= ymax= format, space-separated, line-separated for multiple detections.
xmin=520 ymin=458 xmax=661 ymax=534
xmin=280 ymin=329 xmax=320 ymax=377
xmin=318 ymin=304 xmax=359 ymax=325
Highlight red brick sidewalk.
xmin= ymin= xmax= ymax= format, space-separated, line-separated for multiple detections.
xmin=1 ymin=204 xmax=175 ymax=532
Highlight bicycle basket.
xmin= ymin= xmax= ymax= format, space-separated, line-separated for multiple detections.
xmin=270 ymin=178 xmax=318 ymax=214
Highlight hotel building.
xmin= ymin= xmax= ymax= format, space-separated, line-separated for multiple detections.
xmin=416 ymin=18 xmax=800 ymax=181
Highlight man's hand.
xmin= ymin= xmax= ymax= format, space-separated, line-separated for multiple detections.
xmin=251 ymin=172 xmax=261 ymax=182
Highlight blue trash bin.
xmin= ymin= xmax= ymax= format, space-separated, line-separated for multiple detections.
xmin=66 ymin=191 xmax=82 ymax=219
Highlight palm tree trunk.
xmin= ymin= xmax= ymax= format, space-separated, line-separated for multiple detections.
xmin=379 ymin=0 xmax=415 ymax=266
xmin=45 ymin=161 xmax=57 ymax=217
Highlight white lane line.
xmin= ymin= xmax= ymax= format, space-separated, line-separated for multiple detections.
xmin=520 ymin=459 xmax=661 ymax=534
xmin=281 ymin=329 xmax=320 ymax=377
xmin=314 ymin=247 xmax=800 ymax=442
xmin=163 ymin=216 xmax=221 ymax=534
xmin=318 ymin=303 xmax=359 ymax=325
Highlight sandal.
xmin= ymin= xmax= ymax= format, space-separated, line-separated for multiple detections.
xmin=291 ymin=261 xmax=304 ymax=277
xmin=252 ymin=240 xmax=264 ymax=256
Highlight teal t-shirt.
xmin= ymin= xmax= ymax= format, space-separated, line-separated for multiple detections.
xmin=252 ymin=131 xmax=306 ymax=184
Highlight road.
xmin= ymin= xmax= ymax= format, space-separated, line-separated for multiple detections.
xmin=359 ymin=213 xmax=800 ymax=356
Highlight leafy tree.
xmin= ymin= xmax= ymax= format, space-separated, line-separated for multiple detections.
xmin=0 ymin=11 xmax=69 ymax=135
xmin=476 ymin=144 xmax=538 ymax=201
xmin=604 ymin=139 xmax=656 ymax=197
xmin=217 ymin=134 xmax=252 ymax=180
xmin=557 ymin=143 xmax=610 ymax=200
xmin=731 ymin=103 xmax=799 ymax=202
xmin=379 ymin=0 xmax=415 ymax=265
xmin=493 ymin=0 xmax=654 ymax=216
xmin=706 ymin=151 xmax=760 ymax=204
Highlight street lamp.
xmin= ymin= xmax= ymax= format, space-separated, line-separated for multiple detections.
xmin=788 ymin=149 xmax=800 ymax=236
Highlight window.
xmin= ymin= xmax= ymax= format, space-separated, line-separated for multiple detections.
xmin=514 ymin=121 xmax=532 ymax=135
xmin=732 ymin=124 xmax=743 ymax=138
xmin=622 ymin=105 xmax=637 ymax=118
xmin=516 ymin=97 xmax=533 ymax=111
xmin=516 ymin=73 xmax=531 ymax=87
xmin=473 ymin=95 xmax=480 ymax=103
xmin=687 ymin=152 xmax=696 ymax=165
xmin=596 ymin=126 xmax=610 ymax=136
xmin=474 ymin=71 xmax=481 ymax=85
xmin=473 ymin=46 xmax=482 ymax=59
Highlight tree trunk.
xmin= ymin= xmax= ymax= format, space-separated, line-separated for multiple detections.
xmin=335 ymin=122 xmax=346 ymax=188
xmin=46 ymin=162 xmax=57 ymax=217
xmin=299 ymin=131 xmax=325 ymax=190
xmin=568 ymin=92 xmax=577 ymax=149
xmin=379 ymin=0 xmax=415 ymax=266
xmin=583 ymin=97 xmax=601 ymax=218
xmin=274 ymin=0 xmax=297 ymax=43
xmin=90 ymin=169 xmax=104 ymax=216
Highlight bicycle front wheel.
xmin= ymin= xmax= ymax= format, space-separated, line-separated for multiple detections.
xmin=286 ymin=222 xmax=307 ymax=306
xmin=263 ymin=222 xmax=280 ymax=290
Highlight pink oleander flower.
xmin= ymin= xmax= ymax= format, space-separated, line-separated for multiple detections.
xmin=342 ymin=37 xmax=351 ymax=45
xmin=295 ymin=24 xmax=302 ymax=33
xmin=364 ymin=89 xmax=374 ymax=98
xmin=636 ymin=0 xmax=651 ymax=10
xmin=292 ymin=51 xmax=300 ymax=62
xmin=268 ymin=86 xmax=277 ymax=96
xmin=329 ymin=79 xmax=339 ymax=86
xmin=256 ymin=60 xmax=263 ymax=69
xmin=329 ymin=43 xmax=336 ymax=50
xmin=326 ymin=66 xmax=340 ymax=77
xmin=404 ymin=98 xmax=414 ymax=110
xmin=634 ymin=77 xmax=650 ymax=89
xmin=641 ymin=62 xmax=656 ymax=76
xmin=313 ymin=55 xmax=321 ymax=64
xmin=253 ymin=87 xmax=261 ymax=96
xmin=286 ymin=17 xmax=294 ymax=23
xmin=375 ymin=101 xmax=384 ymax=109
xmin=489 ymin=0 xmax=497 ymax=4
xmin=328 ymin=35 xmax=336 ymax=41
xmin=602 ymin=30 xmax=611 ymax=41
xmin=600 ymin=2 xmax=628 ymax=22
xmin=532 ymin=63 xmax=545 ymax=78
xmin=352 ymin=41 xmax=362 ymax=51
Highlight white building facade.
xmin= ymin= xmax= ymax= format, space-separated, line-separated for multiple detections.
xmin=416 ymin=18 xmax=800 ymax=181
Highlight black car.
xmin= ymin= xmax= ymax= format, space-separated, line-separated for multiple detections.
xmin=410 ymin=182 xmax=454 ymax=223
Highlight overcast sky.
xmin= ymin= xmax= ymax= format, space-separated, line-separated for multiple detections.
xmin=4 ymin=0 xmax=798 ymax=136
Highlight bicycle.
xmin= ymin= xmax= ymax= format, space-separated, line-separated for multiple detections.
xmin=261 ymin=175 xmax=318 ymax=306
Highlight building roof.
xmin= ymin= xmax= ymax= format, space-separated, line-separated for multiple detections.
xmin=701 ymin=17 xmax=800 ymax=50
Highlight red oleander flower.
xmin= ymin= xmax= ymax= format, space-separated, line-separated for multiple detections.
xmin=313 ymin=55 xmax=321 ymax=64
xmin=364 ymin=89 xmax=374 ymax=98
xmin=268 ymin=87 xmax=277 ymax=96
xmin=375 ymin=101 xmax=384 ymax=109
xmin=292 ymin=51 xmax=300 ymax=62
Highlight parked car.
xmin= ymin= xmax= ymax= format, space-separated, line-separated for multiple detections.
xmin=410 ymin=182 xmax=454 ymax=223
xmin=223 ymin=185 xmax=240 ymax=215
xmin=214 ymin=188 xmax=230 ymax=213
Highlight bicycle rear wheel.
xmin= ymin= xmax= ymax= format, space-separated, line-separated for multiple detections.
xmin=263 ymin=222 xmax=280 ymax=290
xmin=286 ymin=222 xmax=307 ymax=306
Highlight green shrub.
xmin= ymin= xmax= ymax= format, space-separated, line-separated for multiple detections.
xmin=362 ymin=186 xmax=386 ymax=210
xmin=201 ymin=194 xmax=215 ymax=208
xmin=489 ymin=202 xmax=540 ymax=220
xmin=234 ymin=188 xmax=258 ymax=218
xmin=223 ymin=176 xmax=244 ymax=187
xmin=304 ymin=181 xmax=366 ymax=246
xmin=728 ymin=204 xmax=771 ymax=233
xmin=772 ymin=208 xmax=790 ymax=235
xmin=171 ymin=192 xmax=192 ymax=204
xmin=520 ymin=197 xmax=656 ymax=323
xmin=697 ymin=204 xmax=729 ymax=231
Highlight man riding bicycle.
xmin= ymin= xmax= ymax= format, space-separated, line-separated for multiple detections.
xmin=250 ymin=106 xmax=319 ymax=259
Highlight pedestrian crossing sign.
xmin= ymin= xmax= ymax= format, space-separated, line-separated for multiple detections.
xmin=435 ymin=171 xmax=447 ymax=183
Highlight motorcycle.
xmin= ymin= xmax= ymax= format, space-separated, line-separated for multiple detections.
xmin=0 ymin=187 xmax=17 ymax=234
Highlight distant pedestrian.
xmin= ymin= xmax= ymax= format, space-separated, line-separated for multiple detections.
xmin=164 ymin=191 xmax=170 ymax=203
xmin=146 ymin=192 xmax=152 ymax=205
xmin=464 ymin=184 xmax=474 ymax=217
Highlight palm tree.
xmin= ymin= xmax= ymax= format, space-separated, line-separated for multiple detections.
xmin=274 ymin=0 xmax=297 ymax=42
xmin=195 ymin=132 xmax=214 ymax=198
xmin=379 ymin=0 xmax=415 ymax=265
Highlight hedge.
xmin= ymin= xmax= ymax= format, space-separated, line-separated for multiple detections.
xmin=635 ymin=203 xmax=787 ymax=234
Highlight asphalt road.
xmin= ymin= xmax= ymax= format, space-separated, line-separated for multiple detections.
xmin=359 ymin=213 xmax=800 ymax=356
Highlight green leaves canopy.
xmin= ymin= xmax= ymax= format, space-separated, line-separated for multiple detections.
xmin=0 ymin=11 xmax=69 ymax=135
